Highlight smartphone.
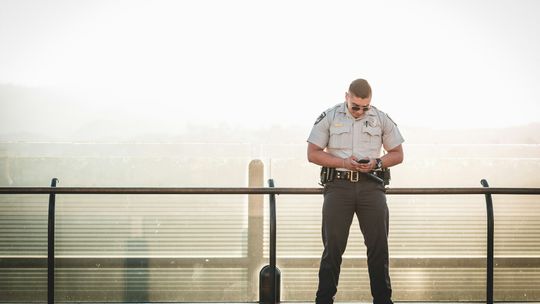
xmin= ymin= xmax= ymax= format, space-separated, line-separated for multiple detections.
xmin=356 ymin=159 xmax=370 ymax=164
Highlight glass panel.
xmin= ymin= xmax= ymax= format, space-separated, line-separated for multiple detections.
xmin=53 ymin=194 xmax=249 ymax=302
xmin=0 ymin=195 xmax=47 ymax=303
xmin=493 ymin=195 xmax=540 ymax=301
xmin=268 ymin=194 xmax=492 ymax=301
xmin=0 ymin=195 xmax=47 ymax=257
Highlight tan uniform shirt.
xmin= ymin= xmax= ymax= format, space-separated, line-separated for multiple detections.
xmin=308 ymin=102 xmax=404 ymax=169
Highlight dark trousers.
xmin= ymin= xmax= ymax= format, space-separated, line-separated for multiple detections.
xmin=316 ymin=179 xmax=392 ymax=304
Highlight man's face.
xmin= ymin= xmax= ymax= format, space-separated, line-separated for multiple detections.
xmin=345 ymin=92 xmax=371 ymax=119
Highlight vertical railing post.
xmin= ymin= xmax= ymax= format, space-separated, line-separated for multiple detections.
xmin=268 ymin=179 xmax=277 ymax=304
xmin=48 ymin=178 xmax=59 ymax=304
xmin=481 ymin=179 xmax=494 ymax=304
xmin=259 ymin=179 xmax=281 ymax=304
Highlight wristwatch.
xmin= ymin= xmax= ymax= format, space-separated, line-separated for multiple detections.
xmin=375 ymin=158 xmax=383 ymax=171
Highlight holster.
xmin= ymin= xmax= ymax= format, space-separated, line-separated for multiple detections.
xmin=319 ymin=167 xmax=335 ymax=186
xmin=374 ymin=168 xmax=391 ymax=186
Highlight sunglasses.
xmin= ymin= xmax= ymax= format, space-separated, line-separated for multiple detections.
xmin=350 ymin=102 xmax=371 ymax=112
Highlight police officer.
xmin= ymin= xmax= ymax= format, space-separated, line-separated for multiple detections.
xmin=307 ymin=78 xmax=404 ymax=304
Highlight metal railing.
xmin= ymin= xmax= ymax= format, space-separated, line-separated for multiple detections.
xmin=1 ymin=181 xmax=540 ymax=304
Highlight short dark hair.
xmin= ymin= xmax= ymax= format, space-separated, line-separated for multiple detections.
xmin=348 ymin=79 xmax=372 ymax=98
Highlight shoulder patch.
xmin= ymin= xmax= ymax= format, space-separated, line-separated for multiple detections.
xmin=314 ymin=112 xmax=326 ymax=125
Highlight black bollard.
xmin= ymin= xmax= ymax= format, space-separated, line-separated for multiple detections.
xmin=259 ymin=179 xmax=280 ymax=303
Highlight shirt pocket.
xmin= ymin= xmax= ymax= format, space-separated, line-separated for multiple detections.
xmin=360 ymin=126 xmax=382 ymax=144
xmin=328 ymin=125 xmax=351 ymax=149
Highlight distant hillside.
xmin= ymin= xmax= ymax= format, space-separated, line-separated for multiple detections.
xmin=2 ymin=120 xmax=539 ymax=145
xmin=402 ymin=123 xmax=540 ymax=144
xmin=1 ymin=84 xmax=539 ymax=144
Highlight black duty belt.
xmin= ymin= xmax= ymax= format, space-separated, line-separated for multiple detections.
xmin=334 ymin=170 xmax=371 ymax=182
xmin=320 ymin=167 xmax=387 ymax=185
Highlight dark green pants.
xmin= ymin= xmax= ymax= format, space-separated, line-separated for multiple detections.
xmin=316 ymin=178 xmax=392 ymax=304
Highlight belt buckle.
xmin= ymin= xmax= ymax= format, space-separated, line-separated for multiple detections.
xmin=349 ymin=171 xmax=359 ymax=182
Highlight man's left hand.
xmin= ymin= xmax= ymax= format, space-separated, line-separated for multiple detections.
xmin=356 ymin=158 xmax=375 ymax=173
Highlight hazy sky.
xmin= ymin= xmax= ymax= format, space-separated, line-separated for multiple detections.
xmin=1 ymin=0 xmax=539 ymax=134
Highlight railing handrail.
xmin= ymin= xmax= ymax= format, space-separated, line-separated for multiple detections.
xmin=2 ymin=183 xmax=540 ymax=304
xmin=1 ymin=186 xmax=540 ymax=195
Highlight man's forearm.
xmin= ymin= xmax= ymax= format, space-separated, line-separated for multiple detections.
xmin=308 ymin=149 xmax=344 ymax=168
xmin=380 ymin=150 xmax=403 ymax=168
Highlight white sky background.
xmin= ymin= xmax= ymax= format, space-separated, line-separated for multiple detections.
xmin=1 ymin=0 xmax=539 ymax=135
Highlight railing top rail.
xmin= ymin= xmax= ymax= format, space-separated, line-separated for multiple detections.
xmin=0 ymin=187 xmax=539 ymax=195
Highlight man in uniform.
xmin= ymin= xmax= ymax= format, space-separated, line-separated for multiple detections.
xmin=307 ymin=78 xmax=404 ymax=304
